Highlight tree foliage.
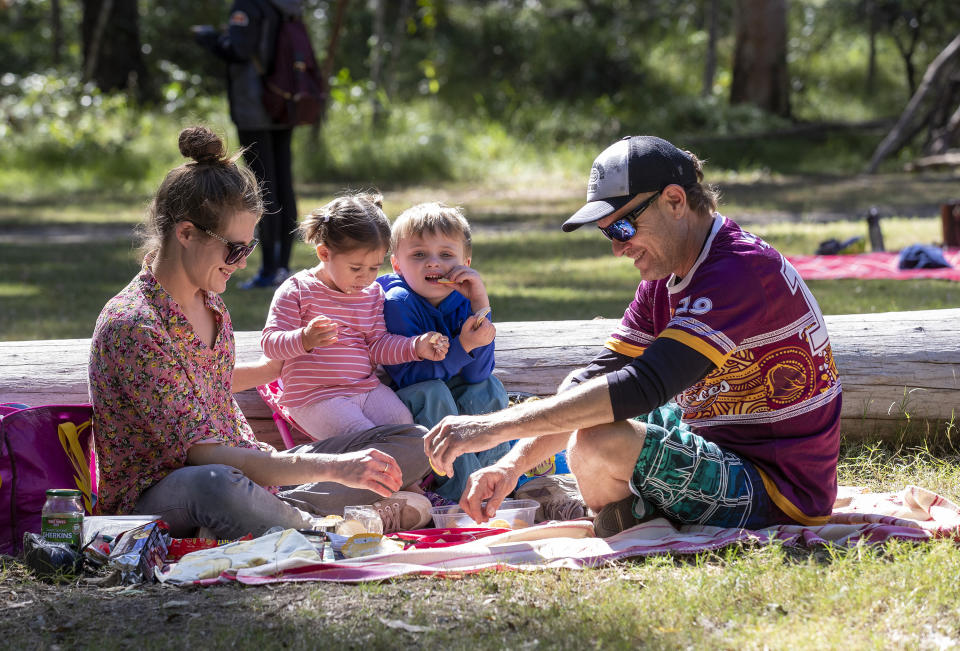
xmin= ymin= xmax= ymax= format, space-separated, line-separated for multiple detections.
xmin=1 ymin=0 xmax=960 ymax=179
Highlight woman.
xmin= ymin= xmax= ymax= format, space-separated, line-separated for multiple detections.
xmin=88 ymin=126 xmax=429 ymax=539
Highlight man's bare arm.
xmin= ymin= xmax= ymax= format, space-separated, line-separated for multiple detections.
xmin=425 ymin=375 xmax=614 ymax=478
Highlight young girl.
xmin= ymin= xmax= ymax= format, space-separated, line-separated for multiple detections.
xmin=261 ymin=192 xmax=449 ymax=441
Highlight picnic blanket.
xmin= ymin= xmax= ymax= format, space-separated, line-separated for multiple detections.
xmin=786 ymin=249 xmax=960 ymax=281
xmin=159 ymin=485 xmax=959 ymax=586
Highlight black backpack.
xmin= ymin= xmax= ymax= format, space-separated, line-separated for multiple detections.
xmin=262 ymin=16 xmax=326 ymax=126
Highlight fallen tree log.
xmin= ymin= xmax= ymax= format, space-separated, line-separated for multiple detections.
xmin=1 ymin=309 xmax=957 ymax=449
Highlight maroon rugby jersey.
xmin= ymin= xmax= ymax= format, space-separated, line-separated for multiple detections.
xmin=606 ymin=215 xmax=842 ymax=524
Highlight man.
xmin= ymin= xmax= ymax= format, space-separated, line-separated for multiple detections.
xmin=424 ymin=135 xmax=842 ymax=537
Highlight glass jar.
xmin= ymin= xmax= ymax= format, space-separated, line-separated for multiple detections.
xmin=41 ymin=488 xmax=84 ymax=548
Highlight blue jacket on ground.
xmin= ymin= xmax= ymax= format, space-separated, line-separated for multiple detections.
xmin=376 ymin=273 xmax=495 ymax=388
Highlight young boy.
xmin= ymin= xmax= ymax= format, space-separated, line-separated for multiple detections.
xmin=377 ymin=202 xmax=510 ymax=502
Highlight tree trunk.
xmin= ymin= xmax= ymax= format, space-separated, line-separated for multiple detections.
xmin=866 ymin=33 xmax=960 ymax=173
xmin=866 ymin=0 xmax=877 ymax=94
xmin=384 ymin=0 xmax=412 ymax=99
xmin=3 ymin=311 xmax=959 ymax=448
xmin=81 ymin=0 xmax=149 ymax=98
xmin=702 ymin=0 xmax=719 ymax=97
xmin=730 ymin=0 xmax=790 ymax=118
xmin=311 ymin=0 xmax=350 ymax=143
xmin=370 ymin=0 xmax=387 ymax=126
xmin=51 ymin=0 xmax=62 ymax=66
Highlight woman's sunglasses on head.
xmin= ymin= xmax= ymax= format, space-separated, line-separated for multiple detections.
xmin=598 ymin=191 xmax=661 ymax=242
xmin=187 ymin=220 xmax=258 ymax=265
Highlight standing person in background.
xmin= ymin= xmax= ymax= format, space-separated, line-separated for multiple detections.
xmin=194 ymin=0 xmax=302 ymax=289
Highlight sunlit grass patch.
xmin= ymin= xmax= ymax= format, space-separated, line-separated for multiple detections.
xmin=0 ymin=283 xmax=41 ymax=298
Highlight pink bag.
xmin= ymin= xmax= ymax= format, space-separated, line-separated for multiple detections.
xmin=0 ymin=403 xmax=97 ymax=555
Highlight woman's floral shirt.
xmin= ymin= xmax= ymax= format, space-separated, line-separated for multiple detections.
xmin=88 ymin=268 xmax=274 ymax=514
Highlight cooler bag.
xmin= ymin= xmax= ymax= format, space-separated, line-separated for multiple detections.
xmin=0 ymin=403 xmax=97 ymax=556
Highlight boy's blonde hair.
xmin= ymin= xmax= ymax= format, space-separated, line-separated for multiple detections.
xmin=391 ymin=202 xmax=472 ymax=256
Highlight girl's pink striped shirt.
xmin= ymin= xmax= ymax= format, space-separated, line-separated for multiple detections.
xmin=261 ymin=270 xmax=419 ymax=409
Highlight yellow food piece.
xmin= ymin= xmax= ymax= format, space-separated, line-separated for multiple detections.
xmin=488 ymin=518 xmax=513 ymax=529
xmin=429 ymin=457 xmax=446 ymax=477
xmin=312 ymin=515 xmax=343 ymax=530
xmin=336 ymin=519 xmax=367 ymax=536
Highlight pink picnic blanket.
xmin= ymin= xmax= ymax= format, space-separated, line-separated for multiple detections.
xmin=786 ymin=249 xmax=960 ymax=281
xmin=174 ymin=485 xmax=959 ymax=585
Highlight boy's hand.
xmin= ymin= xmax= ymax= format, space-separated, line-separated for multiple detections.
xmin=442 ymin=265 xmax=489 ymax=311
xmin=302 ymin=315 xmax=338 ymax=351
xmin=416 ymin=332 xmax=449 ymax=361
xmin=459 ymin=313 xmax=496 ymax=353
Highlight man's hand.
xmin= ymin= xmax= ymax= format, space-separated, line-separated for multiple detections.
xmin=415 ymin=332 xmax=449 ymax=361
xmin=423 ymin=414 xmax=506 ymax=478
xmin=459 ymin=464 xmax=521 ymax=523
xmin=302 ymin=315 xmax=338 ymax=351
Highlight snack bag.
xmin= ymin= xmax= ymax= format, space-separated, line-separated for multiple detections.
xmin=108 ymin=520 xmax=170 ymax=583
xmin=515 ymin=450 xmax=570 ymax=489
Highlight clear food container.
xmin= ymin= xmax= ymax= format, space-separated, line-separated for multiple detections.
xmin=429 ymin=499 xmax=538 ymax=529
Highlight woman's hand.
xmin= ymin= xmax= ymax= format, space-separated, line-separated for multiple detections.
xmin=329 ymin=448 xmax=403 ymax=497
xmin=187 ymin=443 xmax=402 ymax=496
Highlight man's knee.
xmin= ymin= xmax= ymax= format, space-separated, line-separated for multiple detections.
xmin=569 ymin=421 xmax=647 ymax=469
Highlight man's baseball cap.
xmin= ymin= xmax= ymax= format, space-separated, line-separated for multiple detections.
xmin=562 ymin=135 xmax=698 ymax=232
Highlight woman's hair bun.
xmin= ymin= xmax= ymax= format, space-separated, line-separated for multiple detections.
xmin=178 ymin=126 xmax=226 ymax=164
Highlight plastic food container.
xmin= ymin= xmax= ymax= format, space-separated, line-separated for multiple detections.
xmin=429 ymin=499 xmax=538 ymax=529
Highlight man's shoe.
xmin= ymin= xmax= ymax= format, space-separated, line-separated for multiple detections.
xmin=373 ymin=491 xmax=432 ymax=533
xmin=514 ymin=473 xmax=588 ymax=523
xmin=592 ymin=496 xmax=640 ymax=538
xmin=272 ymin=267 xmax=291 ymax=286
xmin=238 ymin=272 xmax=276 ymax=290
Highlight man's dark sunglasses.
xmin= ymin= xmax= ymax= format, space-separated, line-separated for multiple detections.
xmin=597 ymin=191 xmax=661 ymax=242
xmin=187 ymin=220 xmax=259 ymax=265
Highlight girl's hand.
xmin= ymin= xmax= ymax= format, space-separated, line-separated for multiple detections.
xmin=302 ymin=314 xmax=338 ymax=351
xmin=416 ymin=332 xmax=449 ymax=361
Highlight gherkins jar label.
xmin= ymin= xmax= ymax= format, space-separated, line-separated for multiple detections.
xmin=42 ymin=514 xmax=83 ymax=547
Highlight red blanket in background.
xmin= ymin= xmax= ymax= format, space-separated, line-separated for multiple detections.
xmin=786 ymin=249 xmax=960 ymax=281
